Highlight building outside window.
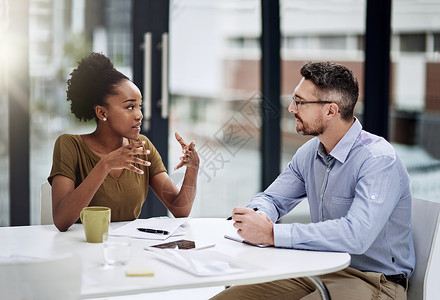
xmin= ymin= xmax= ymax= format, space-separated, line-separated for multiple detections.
xmin=1 ymin=0 xmax=440 ymax=225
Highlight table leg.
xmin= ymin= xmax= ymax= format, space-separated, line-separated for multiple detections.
xmin=307 ymin=276 xmax=331 ymax=300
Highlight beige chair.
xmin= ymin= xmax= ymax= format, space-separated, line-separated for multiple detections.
xmin=40 ymin=181 xmax=53 ymax=225
xmin=0 ymin=254 xmax=81 ymax=300
xmin=408 ymin=197 xmax=440 ymax=300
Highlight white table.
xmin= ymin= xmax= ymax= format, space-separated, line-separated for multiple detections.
xmin=0 ymin=218 xmax=350 ymax=299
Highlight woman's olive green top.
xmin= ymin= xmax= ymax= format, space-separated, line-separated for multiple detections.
xmin=48 ymin=134 xmax=166 ymax=221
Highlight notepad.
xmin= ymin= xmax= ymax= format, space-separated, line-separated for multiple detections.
xmin=125 ymin=268 xmax=155 ymax=277
xmin=224 ymin=234 xmax=272 ymax=248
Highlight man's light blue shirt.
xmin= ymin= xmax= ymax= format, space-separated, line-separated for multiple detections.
xmin=249 ymin=119 xmax=415 ymax=277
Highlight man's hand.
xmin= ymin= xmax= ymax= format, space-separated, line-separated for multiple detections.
xmin=231 ymin=207 xmax=274 ymax=245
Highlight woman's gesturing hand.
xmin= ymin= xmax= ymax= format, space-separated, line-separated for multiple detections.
xmin=174 ymin=132 xmax=199 ymax=171
xmin=103 ymin=141 xmax=151 ymax=174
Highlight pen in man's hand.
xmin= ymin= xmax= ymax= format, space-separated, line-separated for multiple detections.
xmin=137 ymin=228 xmax=170 ymax=235
xmin=226 ymin=207 xmax=259 ymax=220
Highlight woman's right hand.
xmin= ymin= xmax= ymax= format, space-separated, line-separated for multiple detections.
xmin=101 ymin=141 xmax=151 ymax=174
xmin=52 ymin=140 xmax=151 ymax=232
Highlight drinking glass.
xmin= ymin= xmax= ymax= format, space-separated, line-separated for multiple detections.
xmin=103 ymin=233 xmax=130 ymax=266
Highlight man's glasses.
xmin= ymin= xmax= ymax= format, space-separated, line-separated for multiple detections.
xmin=292 ymin=95 xmax=332 ymax=110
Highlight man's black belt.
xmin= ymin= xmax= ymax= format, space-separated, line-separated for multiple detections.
xmin=385 ymin=274 xmax=408 ymax=290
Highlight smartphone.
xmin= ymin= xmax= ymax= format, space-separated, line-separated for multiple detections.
xmin=149 ymin=239 xmax=215 ymax=250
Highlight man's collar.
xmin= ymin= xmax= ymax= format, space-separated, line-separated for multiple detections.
xmin=317 ymin=118 xmax=362 ymax=164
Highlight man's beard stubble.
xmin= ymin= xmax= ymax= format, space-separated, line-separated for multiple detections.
xmin=295 ymin=114 xmax=325 ymax=136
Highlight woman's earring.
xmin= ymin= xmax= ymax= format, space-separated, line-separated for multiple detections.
xmin=103 ymin=117 xmax=107 ymax=121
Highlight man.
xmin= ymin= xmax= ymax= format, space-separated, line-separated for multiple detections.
xmin=212 ymin=62 xmax=414 ymax=300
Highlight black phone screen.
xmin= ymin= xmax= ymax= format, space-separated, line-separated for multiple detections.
xmin=151 ymin=239 xmax=196 ymax=249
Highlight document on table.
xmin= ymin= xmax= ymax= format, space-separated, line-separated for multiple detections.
xmin=147 ymin=248 xmax=261 ymax=277
xmin=224 ymin=233 xmax=272 ymax=248
xmin=110 ymin=217 xmax=190 ymax=240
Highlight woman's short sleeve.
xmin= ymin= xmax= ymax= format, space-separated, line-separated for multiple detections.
xmin=48 ymin=134 xmax=78 ymax=185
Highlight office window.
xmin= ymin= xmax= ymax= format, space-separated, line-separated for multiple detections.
xmin=284 ymin=36 xmax=310 ymax=50
xmin=391 ymin=1 xmax=440 ymax=201
xmin=280 ymin=0 xmax=366 ymax=167
xmin=357 ymin=35 xmax=365 ymax=51
xmin=227 ymin=37 xmax=259 ymax=49
xmin=318 ymin=35 xmax=346 ymax=50
xmin=169 ymin=1 xmax=262 ymax=217
xmin=0 ymin=64 xmax=8 ymax=226
xmin=400 ymin=33 xmax=426 ymax=53
xmin=228 ymin=37 xmax=245 ymax=48
xmin=27 ymin=0 xmax=133 ymax=224
xmin=105 ymin=0 xmax=132 ymax=67
xmin=107 ymin=31 xmax=132 ymax=67
xmin=434 ymin=33 xmax=440 ymax=53
xmin=244 ymin=37 xmax=260 ymax=49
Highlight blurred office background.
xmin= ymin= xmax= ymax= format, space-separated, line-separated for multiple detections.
xmin=1 ymin=0 xmax=440 ymax=226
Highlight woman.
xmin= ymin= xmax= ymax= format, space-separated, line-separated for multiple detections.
xmin=48 ymin=52 xmax=199 ymax=232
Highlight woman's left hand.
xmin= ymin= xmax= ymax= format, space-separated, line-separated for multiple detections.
xmin=174 ymin=132 xmax=199 ymax=171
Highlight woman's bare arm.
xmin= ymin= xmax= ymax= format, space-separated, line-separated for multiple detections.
xmin=52 ymin=141 xmax=150 ymax=231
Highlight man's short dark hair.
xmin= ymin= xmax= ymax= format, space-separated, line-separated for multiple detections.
xmin=300 ymin=61 xmax=359 ymax=121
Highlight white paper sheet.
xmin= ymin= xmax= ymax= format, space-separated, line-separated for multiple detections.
xmin=147 ymin=248 xmax=261 ymax=276
xmin=109 ymin=217 xmax=190 ymax=240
